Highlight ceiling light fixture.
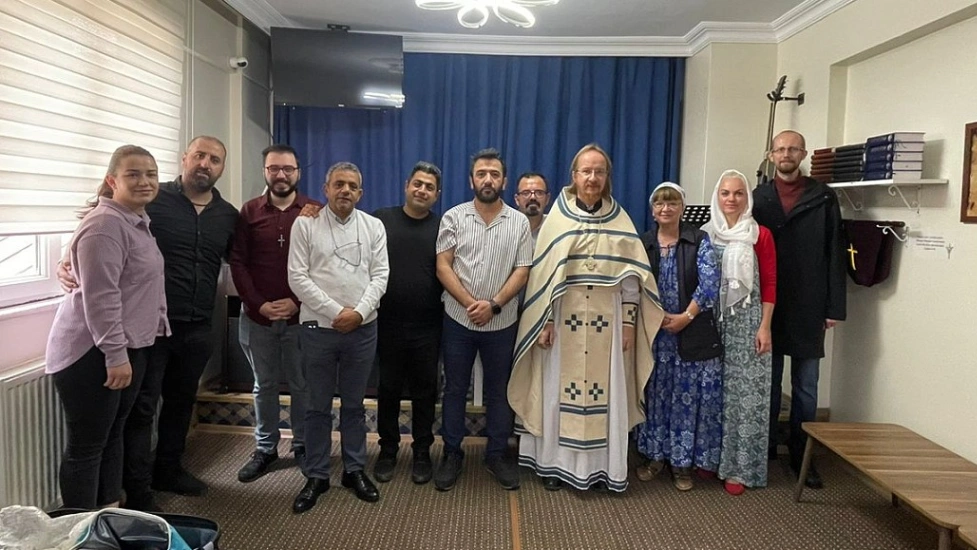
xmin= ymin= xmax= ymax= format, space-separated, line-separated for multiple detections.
xmin=415 ymin=0 xmax=559 ymax=29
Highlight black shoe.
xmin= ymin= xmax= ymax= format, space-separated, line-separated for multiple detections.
xmin=237 ymin=450 xmax=278 ymax=483
xmin=152 ymin=466 xmax=207 ymax=496
xmin=590 ymin=480 xmax=610 ymax=493
xmin=123 ymin=491 xmax=162 ymax=513
xmin=792 ymin=465 xmax=824 ymax=490
xmin=434 ymin=452 xmax=463 ymax=492
xmin=292 ymin=477 xmax=330 ymax=514
xmin=373 ymin=451 xmax=397 ymax=483
xmin=542 ymin=477 xmax=563 ymax=491
xmin=342 ymin=470 xmax=380 ymax=503
xmin=411 ymin=449 xmax=433 ymax=485
xmin=484 ymin=456 xmax=520 ymax=490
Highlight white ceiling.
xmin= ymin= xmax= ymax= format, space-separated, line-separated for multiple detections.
xmin=223 ymin=0 xmax=855 ymax=56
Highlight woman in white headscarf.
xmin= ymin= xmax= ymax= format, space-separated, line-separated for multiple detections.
xmin=702 ymin=169 xmax=777 ymax=495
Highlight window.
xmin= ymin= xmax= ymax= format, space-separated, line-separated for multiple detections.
xmin=0 ymin=234 xmax=71 ymax=308
xmin=0 ymin=0 xmax=186 ymax=307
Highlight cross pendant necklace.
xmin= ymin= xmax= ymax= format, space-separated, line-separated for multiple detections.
xmin=278 ymin=234 xmax=285 ymax=248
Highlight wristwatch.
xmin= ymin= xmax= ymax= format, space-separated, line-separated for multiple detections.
xmin=489 ymin=299 xmax=502 ymax=315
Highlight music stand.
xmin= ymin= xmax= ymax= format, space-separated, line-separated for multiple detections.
xmin=682 ymin=205 xmax=711 ymax=226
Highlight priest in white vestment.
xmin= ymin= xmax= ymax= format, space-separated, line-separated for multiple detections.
xmin=508 ymin=144 xmax=664 ymax=492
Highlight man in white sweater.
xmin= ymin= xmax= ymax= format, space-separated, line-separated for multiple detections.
xmin=287 ymin=161 xmax=389 ymax=512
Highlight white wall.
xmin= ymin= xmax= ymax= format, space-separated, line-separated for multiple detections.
xmin=829 ymin=13 xmax=977 ymax=460
xmin=776 ymin=0 xmax=977 ymax=461
xmin=679 ymin=43 xmax=777 ymax=203
xmin=679 ymin=46 xmax=711 ymax=200
xmin=679 ymin=1 xmax=977 ymax=462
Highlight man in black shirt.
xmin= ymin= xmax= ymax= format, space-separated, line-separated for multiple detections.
xmin=59 ymin=136 xmax=238 ymax=510
xmin=130 ymin=136 xmax=238 ymax=508
xmin=372 ymin=162 xmax=444 ymax=485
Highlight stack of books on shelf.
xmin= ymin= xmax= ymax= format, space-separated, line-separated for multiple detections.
xmin=809 ymin=142 xmax=866 ymax=183
xmin=809 ymin=147 xmax=834 ymax=183
xmin=863 ymin=132 xmax=924 ymax=181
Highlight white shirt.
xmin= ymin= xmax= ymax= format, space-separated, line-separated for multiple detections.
xmin=436 ymin=201 xmax=533 ymax=331
xmin=288 ymin=208 xmax=389 ymax=327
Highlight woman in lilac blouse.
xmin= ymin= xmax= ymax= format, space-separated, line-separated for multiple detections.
xmin=45 ymin=145 xmax=170 ymax=509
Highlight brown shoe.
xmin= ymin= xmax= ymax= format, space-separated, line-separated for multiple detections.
xmin=672 ymin=466 xmax=693 ymax=491
xmin=635 ymin=460 xmax=664 ymax=482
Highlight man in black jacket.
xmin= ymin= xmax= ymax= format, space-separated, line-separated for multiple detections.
xmin=752 ymin=130 xmax=847 ymax=489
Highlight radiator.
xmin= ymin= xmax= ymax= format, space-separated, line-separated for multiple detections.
xmin=0 ymin=361 xmax=65 ymax=509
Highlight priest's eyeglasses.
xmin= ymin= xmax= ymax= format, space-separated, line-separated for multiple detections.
xmin=575 ymin=169 xmax=608 ymax=178
xmin=516 ymin=190 xmax=549 ymax=198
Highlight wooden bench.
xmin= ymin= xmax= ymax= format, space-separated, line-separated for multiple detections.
xmin=959 ymin=526 xmax=977 ymax=549
xmin=795 ymin=422 xmax=977 ymax=550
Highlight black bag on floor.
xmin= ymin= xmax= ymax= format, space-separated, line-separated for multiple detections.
xmin=47 ymin=508 xmax=220 ymax=550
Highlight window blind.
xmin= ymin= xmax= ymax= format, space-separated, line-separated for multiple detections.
xmin=0 ymin=0 xmax=185 ymax=235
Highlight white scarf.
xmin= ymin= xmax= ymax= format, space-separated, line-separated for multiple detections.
xmin=702 ymin=170 xmax=759 ymax=315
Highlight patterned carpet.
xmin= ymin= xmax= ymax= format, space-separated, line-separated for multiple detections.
xmin=157 ymin=431 xmax=937 ymax=550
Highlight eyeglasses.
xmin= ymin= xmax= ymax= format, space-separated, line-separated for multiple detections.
xmin=652 ymin=201 xmax=682 ymax=211
xmin=575 ymin=169 xmax=608 ymax=178
xmin=332 ymin=241 xmax=362 ymax=267
xmin=771 ymin=146 xmax=805 ymax=156
xmin=516 ymin=190 xmax=549 ymax=198
xmin=266 ymin=165 xmax=298 ymax=176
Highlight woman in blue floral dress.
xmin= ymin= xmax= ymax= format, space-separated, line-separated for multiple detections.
xmin=635 ymin=182 xmax=723 ymax=491
xmin=702 ymin=170 xmax=777 ymax=496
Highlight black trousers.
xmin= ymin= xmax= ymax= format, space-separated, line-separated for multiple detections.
xmin=376 ymin=324 xmax=441 ymax=454
xmin=123 ymin=320 xmax=213 ymax=496
xmin=55 ymin=346 xmax=148 ymax=509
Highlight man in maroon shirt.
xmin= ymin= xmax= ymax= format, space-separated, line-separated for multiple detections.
xmin=230 ymin=144 xmax=321 ymax=482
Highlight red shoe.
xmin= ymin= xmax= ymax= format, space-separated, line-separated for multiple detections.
xmin=724 ymin=480 xmax=746 ymax=496
xmin=695 ymin=468 xmax=717 ymax=480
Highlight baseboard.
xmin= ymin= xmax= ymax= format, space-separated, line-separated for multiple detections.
xmin=194 ymin=390 xmax=828 ymax=441
xmin=194 ymin=392 xmax=488 ymax=437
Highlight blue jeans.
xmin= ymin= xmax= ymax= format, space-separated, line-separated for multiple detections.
xmin=440 ymin=316 xmax=518 ymax=460
xmin=299 ymin=321 xmax=377 ymax=478
xmin=239 ymin=315 xmax=308 ymax=454
xmin=769 ymin=355 xmax=820 ymax=468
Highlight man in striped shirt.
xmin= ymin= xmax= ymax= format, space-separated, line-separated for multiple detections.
xmin=434 ymin=148 xmax=533 ymax=492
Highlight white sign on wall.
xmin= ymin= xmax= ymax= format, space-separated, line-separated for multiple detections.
xmin=911 ymin=235 xmax=954 ymax=260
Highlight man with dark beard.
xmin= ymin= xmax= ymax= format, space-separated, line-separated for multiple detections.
xmin=230 ymin=144 xmax=321 ymax=483
xmin=128 ymin=136 xmax=237 ymax=508
xmin=434 ymin=148 xmax=533 ymax=492
xmin=59 ymin=136 xmax=238 ymax=511
xmin=513 ymin=172 xmax=550 ymax=245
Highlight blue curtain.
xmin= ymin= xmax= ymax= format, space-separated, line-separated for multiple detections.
xmin=275 ymin=53 xmax=683 ymax=231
